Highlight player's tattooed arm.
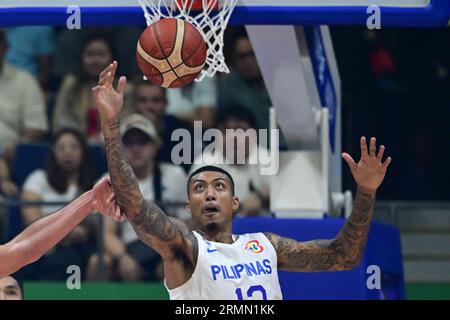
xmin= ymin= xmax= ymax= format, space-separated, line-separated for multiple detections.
xmin=265 ymin=137 xmax=390 ymax=272
xmin=264 ymin=188 xmax=375 ymax=272
xmin=104 ymin=129 xmax=198 ymax=266
xmin=93 ymin=61 xmax=197 ymax=261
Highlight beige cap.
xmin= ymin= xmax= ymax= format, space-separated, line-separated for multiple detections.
xmin=120 ymin=113 xmax=159 ymax=142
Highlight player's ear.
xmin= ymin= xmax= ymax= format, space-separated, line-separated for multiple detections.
xmin=185 ymin=200 xmax=192 ymax=214
xmin=232 ymin=196 xmax=240 ymax=211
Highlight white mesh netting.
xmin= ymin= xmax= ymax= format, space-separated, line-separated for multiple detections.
xmin=137 ymin=0 xmax=238 ymax=82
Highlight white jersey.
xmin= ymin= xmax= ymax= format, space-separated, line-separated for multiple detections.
xmin=165 ymin=231 xmax=283 ymax=300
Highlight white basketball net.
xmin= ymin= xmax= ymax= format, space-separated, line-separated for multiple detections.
xmin=137 ymin=0 xmax=238 ymax=82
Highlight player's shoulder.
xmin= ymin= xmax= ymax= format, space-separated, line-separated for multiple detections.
xmin=259 ymin=232 xmax=282 ymax=250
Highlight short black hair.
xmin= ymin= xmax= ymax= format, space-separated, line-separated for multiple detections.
xmin=187 ymin=166 xmax=235 ymax=197
xmin=7 ymin=274 xmax=23 ymax=299
xmin=216 ymin=105 xmax=257 ymax=129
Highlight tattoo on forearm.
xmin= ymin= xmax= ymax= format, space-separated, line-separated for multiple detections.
xmin=266 ymin=189 xmax=375 ymax=272
xmin=109 ymin=120 xmax=119 ymax=130
xmin=104 ymin=125 xmax=177 ymax=243
xmin=104 ymin=124 xmax=197 ymax=272
xmin=335 ymin=190 xmax=375 ymax=266
xmin=132 ymin=201 xmax=177 ymax=242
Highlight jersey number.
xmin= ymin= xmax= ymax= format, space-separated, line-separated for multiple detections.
xmin=235 ymin=285 xmax=267 ymax=300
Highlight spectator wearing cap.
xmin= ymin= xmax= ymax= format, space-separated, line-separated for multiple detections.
xmin=87 ymin=113 xmax=187 ymax=282
xmin=132 ymin=79 xmax=199 ymax=171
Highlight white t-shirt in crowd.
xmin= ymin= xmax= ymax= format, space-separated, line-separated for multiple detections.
xmin=120 ymin=163 xmax=188 ymax=245
xmin=0 ymin=63 xmax=48 ymax=150
xmin=166 ymin=76 xmax=217 ymax=116
xmin=189 ymin=145 xmax=270 ymax=202
xmin=22 ymin=169 xmax=79 ymax=216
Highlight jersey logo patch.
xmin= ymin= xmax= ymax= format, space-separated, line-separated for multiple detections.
xmin=245 ymin=240 xmax=264 ymax=253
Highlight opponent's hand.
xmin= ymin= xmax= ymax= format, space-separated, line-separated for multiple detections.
xmin=91 ymin=177 xmax=123 ymax=222
xmin=92 ymin=61 xmax=126 ymax=123
xmin=342 ymin=137 xmax=392 ymax=192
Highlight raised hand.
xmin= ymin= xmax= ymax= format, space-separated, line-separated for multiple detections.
xmin=92 ymin=61 xmax=127 ymax=123
xmin=91 ymin=177 xmax=123 ymax=222
xmin=342 ymin=137 xmax=392 ymax=192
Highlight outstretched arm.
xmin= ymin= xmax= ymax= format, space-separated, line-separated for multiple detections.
xmin=0 ymin=177 xmax=121 ymax=277
xmin=93 ymin=62 xmax=197 ymax=260
xmin=266 ymin=137 xmax=391 ymax=272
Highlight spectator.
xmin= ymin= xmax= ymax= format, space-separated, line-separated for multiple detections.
xmin=133 ymin=79 xmax=199 ymax=169
xmin=53 ymin=27 xmax=141 ymax=79
xmin=0 ymin=29 xmax=48 ymax=161
xmin=166 ymin=76 xmax=217 ymax=129
xmin=87 ymin=114 xmax=187 ymax=282
xmin=190 ymin=106 xmax=270 ymax=216
xmin=5 ymin=27 xmax=55 ymax=90
xmin=52 ymin=34 xmax=133 ymax=142
xmin=0 ymin=158 xmax=18 ymax=198
xmin=0 ymin=276 xmax=22 ymax=300
xmin=20 ymin=128 xmax=97 ymax=280
xmin=219 ymin=30 xmax=271 ymax=131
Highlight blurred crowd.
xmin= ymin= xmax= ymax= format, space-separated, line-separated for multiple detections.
xmin=0 ymin=26 xmax=272 ymax=282
xmin=0 ymin=25 xmax=449 ymax=282
xmin=332 ymin=27 xmax=450 ymax=201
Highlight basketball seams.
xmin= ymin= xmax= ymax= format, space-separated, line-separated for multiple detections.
xmin=181 ymin=24 xmax=206 ymax=69
xmin=154 ymin=18 xmax=176 ymax=70
xmin=154 ymin=19 xmax=180 ymax=87
xmin=137 ymin=18 xmax=206 ymax=88
xmin=168 ymin=19 xmax=185 ymax=80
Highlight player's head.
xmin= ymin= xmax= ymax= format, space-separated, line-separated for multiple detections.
xmin=80 ymin=34 xmax=115 ymax=79
xmin=0 ymin=276 xmax=23 ymax=300
xmin=48 ymin=128 xmax=95 ymax=193
xmin=0 ymin=29 xmax=8 ymax=63
xmin=120 ymin=113 xmax=161 ymax=172
xmin=133 ymin=79 xmax=168 ymax=121
xmin=186 ymin=166 xmax=239 ymax=234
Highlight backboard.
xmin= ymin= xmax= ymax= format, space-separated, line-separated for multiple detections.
xmin=0 ymin=0 xmax=448 ymax=27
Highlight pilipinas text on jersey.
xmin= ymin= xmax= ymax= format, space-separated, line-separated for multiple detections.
xmin=165 ymin=231 xmax=283 ymax=300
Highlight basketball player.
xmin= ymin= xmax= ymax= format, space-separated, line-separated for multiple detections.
xmin=0 ymin=177 xmax=122 ymax=278
xmin=94 ymin=61 xmax=391 ymax=299
xmin=0 ymin=276 xmax=22 ymax=300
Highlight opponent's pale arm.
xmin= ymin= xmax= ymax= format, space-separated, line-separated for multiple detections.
xmin=0 ymin=177 xmax=120 ymax=277
xmin=0 ymin=191 xmax=94 ymax=277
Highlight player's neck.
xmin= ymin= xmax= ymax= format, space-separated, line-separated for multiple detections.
xmin=196 ymin=228 xmax=234 ymax=244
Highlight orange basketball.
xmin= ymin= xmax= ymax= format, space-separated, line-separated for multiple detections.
xmin=136 ymin=18 xmax=207 ymax=88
